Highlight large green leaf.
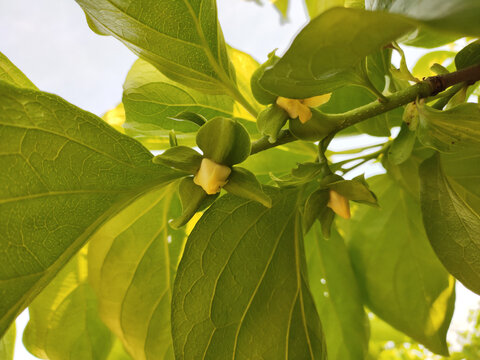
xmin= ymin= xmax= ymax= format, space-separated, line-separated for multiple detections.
xmin=342 ymin=175 xmax=455 ymax=355
xmin=0 ymin=82 xmax=183 ymax=337
xmin=75 ymin=0 xmax=235 ymax=94
xmin=420 ymin=152 xmax=480 ymax=295
xmin=0 ymin=323 xmax=15 ymax=360
xmin=23 ymin=248 xmax=117 ymax=360
xmin=123 ymin=59 xmax=235 ymax=134
xmin=305 ymin=225 xmax=369 ymax=360
xmin=259 ymin=7 xmax=414 ymax=98
xmin=370 ymin=0 xmax=480 ymax=38
xmin=0 ymin=52 xmax=36 ymax=90
xmin=417 ymin=102 xmax=480 ymax=152
xmin=172 ymin=188 xmax=327 ymax=359
xmin=88 ymin=184 xmax=185 ymax=360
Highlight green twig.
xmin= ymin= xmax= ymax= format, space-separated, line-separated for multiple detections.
xmin=250 ymin=63 xmax=480 ymax=154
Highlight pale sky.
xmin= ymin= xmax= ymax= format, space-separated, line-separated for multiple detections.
xmin=0 ymin=1 xmax=478 ymax=359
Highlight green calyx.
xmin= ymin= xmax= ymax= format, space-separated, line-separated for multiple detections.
xmin=250 ymin=51 xmax=280 ymax=105
xmin=170 ymin=177 xmax=219 ymax=228
xmin=257 ymin=104 xmax=289 ymax=143
xmin=196 ymin=117 xmax=251 ymax=166
xmin=289 ymin=108 xmax=339 ymax=141
xmin=223 ymin=167 xmax=272 ymax=208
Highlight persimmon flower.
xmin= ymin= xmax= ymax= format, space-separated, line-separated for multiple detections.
xmin=327 ymin=189 xmax=351 ymax=219
xmin=193 ymin=158 xmax=231 ymax=195
xmin=276 ymin=94 xmax=331 ymax=124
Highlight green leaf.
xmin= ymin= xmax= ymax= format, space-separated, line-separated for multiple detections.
xmin=106 ymin=340 xmax=133 ymax=360
xmin=152 ymin=146 xmax=202 ymax=174
xmin=123 ymin=59 xmax=235 ymax=134
xmin=0 ymin=52 xmax=37 ymax=90
xmin=223 ymin=167 xmax=271 ymax=207
xmin=417 ymin=102 xmax=480 ymax=152
xmin=382 ymin=143 xmax=434 ymax=198
xmin=412 ymin=51 xmax=455 ymax=78
xmin=325 ymin=177 xmax=377 ymax=205
xmin=0 ymin=323 xmax=15 ymax=360
xmin=123 ymin=122 xmax=197 ymax=150
xmin=172 ymin=187 xmax=327 ymax=359
xmin=241 ymin=145 xmax=317 ymax=183
xmin=172 ymin=177 xmax=218 ymax=228
xmin=88 ymin=184 xmax=186 ymax=359
xmin=196 ymin=117 xmax=251 ymax=166
xmin=75 ymin=0 xmax=235 ymax=94
xmin=455 ymin=40 xmax=480 ymax=70
xmin=420 ymin=152 xmax=480 ymax=295
xmin=272 ymin=0 xmax=289 ymax=18
xmin=304 ymin=189 xmax=330 ymax=233
xmin=319 ymin=49 xmax=403 ymax=137
xmin=0 ymin=82 xmax=183 ymax=337
xmin=305 ymin=225 xmax=369 ymax=360
xmin=228 ymin=47 xmax=262 ymax=116
xmin=388 ymin=122 xmax=416 ymax=165
xmin=304 ymin=0 xmax=344 ymax=19
xmin=342 ymin=175 xmax=455 ymax=355
xmin=250 ymin=51 xmax=279 ymax=106
xmin=371 ymin=0 xmax=480 ymax=39
xmin=259 ymin=7 xmax=414 ymax=98
xmin=23 ymin=248 xmax=115 ymax=360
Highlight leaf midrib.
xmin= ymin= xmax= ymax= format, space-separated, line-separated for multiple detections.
xmin=292 ymin=212 xmax=315 ymax=359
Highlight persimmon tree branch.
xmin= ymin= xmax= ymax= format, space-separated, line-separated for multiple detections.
xmin=250 ymin=63 xmax=480 ymax=155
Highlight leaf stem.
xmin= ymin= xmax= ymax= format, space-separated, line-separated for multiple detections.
xmin=331 ymin=141 xmax=391 ymax=171
xmin=250 ymin=63 xmax=480 ymax=154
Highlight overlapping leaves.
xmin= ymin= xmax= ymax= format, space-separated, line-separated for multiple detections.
xmin=172 ymin=187 xmax=326 ymax=359
xmin=88 ymin=184 xmax=185 ymax=360
xmin=341 ymin=175 xmax=455 ymax=355
xmin=0 ymin=79 xmax=183 ymax=337
xmin=420 ymin=152 xmax=480 ymax=295
xmin=23 ymin=248 xmax=121 ymax=360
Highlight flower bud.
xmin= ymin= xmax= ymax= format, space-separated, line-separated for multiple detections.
xmin=276 ymin=97 xmax=312 ymax=124
xmin=193 ymin=158 xmax=231 ymax=195
xmin=327 ymin=189 xmax=351 ymax=219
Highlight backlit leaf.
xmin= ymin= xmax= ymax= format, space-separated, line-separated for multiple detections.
xmin=0 ymin=82 xmax=183 ymax=337
xmin=259 ymin=7 xmax=414 ymax=98
xmin=0 ymin=323 xmax=15 ymax=360
xmin=304 ymin=0 xmax=344 ymax=19
xmin=75 ymin=0 xmax=235 ymax=93
xmin=342 ymin=175 xmax=455 ymax=355
xmin=88 ymin=184 xmax=186 ymax=360
xmin=0 ymin=52 xmax=36 ymax=90
xmin=370 ymin=0 xmax=480 ymax=38
xmin=417 ymin=102 xmax=480 ymax=152
xmin=228 ymin=47 xmax=262 ymax=119
xmin=123 ymin=59 xmax=235 ymax=134
xmin=420 ymin=152 xmax=480 ymax=295
xmin=172 ymin=188 xmax=327 ymax=359
xmin=305 ymin=225 xmax=369 ymax=360
xmin=23 ymin=248 xmax=116 ymax=360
